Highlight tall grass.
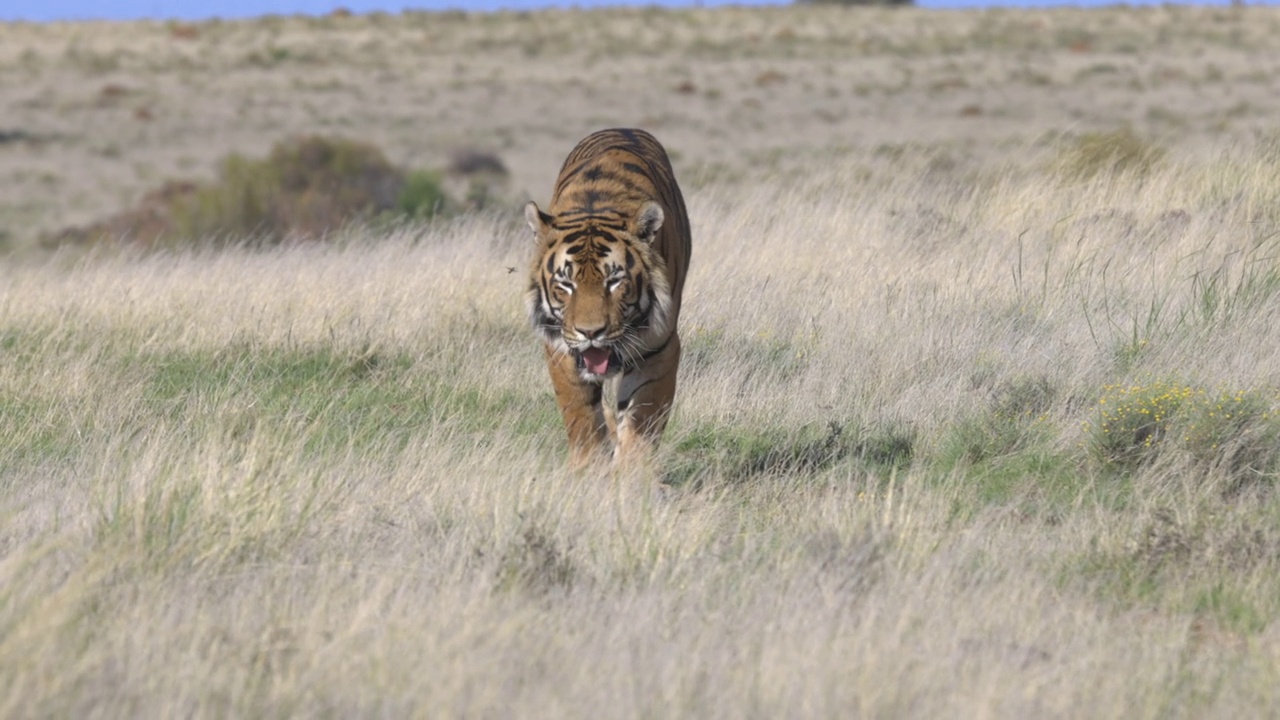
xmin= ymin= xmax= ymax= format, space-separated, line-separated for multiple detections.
xmin=4 ymin=134 xmax=1280 ymax=716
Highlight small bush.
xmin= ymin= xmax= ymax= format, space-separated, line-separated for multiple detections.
xmin=1086 ymin=380 xmax=1280 ymax=490
xmin=1179 ymin=388 xmax=1280 ymax=493
xmin=48 ymin=135 xmax=466 ymax=248
xmin=172 ymin=135 xmax=407 ymax=242
xmin=397 ymin=169 xmax=451 ymax=220
xmin=1087 ymin=380 xmax=1191 ymax=469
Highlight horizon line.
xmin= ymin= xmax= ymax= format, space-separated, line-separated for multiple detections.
xmin=0 ymin=0 xmax=1258 ymax=24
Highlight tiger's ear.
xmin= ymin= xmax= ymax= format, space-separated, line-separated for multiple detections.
xmin=524 ymin=201 xmax=553 ymax=239
xmin=633 ymin=201 xmax=664 ymax=244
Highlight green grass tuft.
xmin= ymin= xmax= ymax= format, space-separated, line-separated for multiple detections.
xmin=1055 ymin=127 xmax=1166 ymax=181
xmin=666 ymin=419 xmax=914 ymax=487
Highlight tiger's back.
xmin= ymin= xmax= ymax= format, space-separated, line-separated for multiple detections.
xmin=525 ymin=128 xmax=692 ymax=467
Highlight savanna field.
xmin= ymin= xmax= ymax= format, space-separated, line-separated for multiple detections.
xmin=4 ymin=4 xmax=1280 ymax=716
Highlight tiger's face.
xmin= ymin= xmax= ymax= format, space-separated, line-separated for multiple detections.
xmin=525 ymin=201 xmax=671 ymax=381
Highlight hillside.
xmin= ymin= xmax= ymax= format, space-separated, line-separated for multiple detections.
xmin=2 ymin=5 xmax=1280 ymax=247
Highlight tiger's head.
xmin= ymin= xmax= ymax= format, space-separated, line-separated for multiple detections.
xmin=525 ymin=200 xmax=672 ymax=381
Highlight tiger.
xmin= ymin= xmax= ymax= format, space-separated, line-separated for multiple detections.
xmin=524 ymin=128 xmax=692 ymax=468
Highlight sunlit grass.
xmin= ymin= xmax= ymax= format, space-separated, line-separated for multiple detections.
xmin=5 ymin=136 xmax=1280 ymax=715
xmin=5 ymin=4 xmax=1280 ymax=715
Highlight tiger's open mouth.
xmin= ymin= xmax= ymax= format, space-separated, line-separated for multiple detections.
xmin=576 ymin=346 xmax=620 ymax=376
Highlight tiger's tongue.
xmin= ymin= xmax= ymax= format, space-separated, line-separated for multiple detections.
xmin=582 ymin=347 xmax=611 ymax=374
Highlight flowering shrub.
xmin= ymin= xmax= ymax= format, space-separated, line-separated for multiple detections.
xmin=1088 ymin=381 xmax=1195 ymax=467
xmin=1087 ymin=380 xmax=1280 ymax=487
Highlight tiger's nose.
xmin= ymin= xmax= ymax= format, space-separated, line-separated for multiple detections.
xmin=575 ymin=324 xmax=607 ymax=341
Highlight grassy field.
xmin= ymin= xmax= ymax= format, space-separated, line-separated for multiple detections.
xmin=5 ymin=4 xmax=1280 ymax=717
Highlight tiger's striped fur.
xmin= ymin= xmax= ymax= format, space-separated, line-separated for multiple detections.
xmin=525 ymin=128 xmax=692 ymax=468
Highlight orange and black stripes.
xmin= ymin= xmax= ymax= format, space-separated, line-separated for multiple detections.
xmin=524 ymin=128 xmax=693 ymax=468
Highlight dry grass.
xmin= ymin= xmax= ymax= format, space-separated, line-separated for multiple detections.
xmin=5 ymin=4 xmax=1280 ymax=718
xmin=5 ymin=144 xmax=1280 ymax=714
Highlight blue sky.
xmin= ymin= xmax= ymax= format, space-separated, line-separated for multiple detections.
xmin=0 ymin=0 xmax=1254 ymax=22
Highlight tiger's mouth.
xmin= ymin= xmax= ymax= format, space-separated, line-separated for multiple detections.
xmin=575 ymin=346 xmax=621 ymax=377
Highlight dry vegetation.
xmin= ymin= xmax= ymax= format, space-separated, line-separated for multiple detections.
xmin=4 ymin=4 xmax=1280 ymax=717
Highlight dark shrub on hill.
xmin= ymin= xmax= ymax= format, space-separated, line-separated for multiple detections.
xmin=50 ymin=135 xmax=455 ymax=248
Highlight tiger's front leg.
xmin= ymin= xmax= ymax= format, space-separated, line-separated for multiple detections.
xmin=614 ymin=334 xmax=681 ymax=464
xmin=545 ymin=345 xmax=610 ymax=468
